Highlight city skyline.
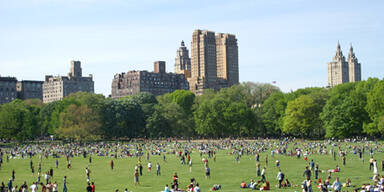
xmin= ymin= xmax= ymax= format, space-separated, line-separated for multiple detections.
xmin=1 ymin=0 xmax=384 ymax=96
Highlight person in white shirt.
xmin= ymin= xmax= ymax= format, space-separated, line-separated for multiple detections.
xmin=147 ymin=162 xmax=152 ymax=172
xmin=163 ymin=184 xmax=170 ymax=192
xmin=261 ymin=167 xmax=266 ymax=181
xmin=30 ymin=182 xmax=38 ymax=192
xmin=189 ymin=160 xmax=193 ymax=172
xmin=193 ymin=183 xmax=200 ymax=192
xmin=53 ymin=181 xmax=58 ymax=192
xmin=44 ymin=173 xmax=50 ymax=184
xmin=373 ymin=160 xmax=378 ymax=175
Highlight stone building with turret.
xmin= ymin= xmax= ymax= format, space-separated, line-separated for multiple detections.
xmin=174 ymin=41 xmax=191 ymax=78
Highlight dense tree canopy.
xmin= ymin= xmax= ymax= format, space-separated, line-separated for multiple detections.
xmin=364 ymin=79 xmax=384 ymax=135
xmin=1 ymin=79 xmax=384 ymax=141
xmin=283 ymin=95 xmax=318 ymax=137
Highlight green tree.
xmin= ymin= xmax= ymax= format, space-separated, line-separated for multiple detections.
xmin=194 ymin=92 xmax=255 ymax=137
xmin=242 ymin=82 xmax=281 ymax=108
xmin=364 ymin=79 xmax=384 ymax=136
xmin=129 ymin=92 xmax=158 ymax=137
xmin=101 ymin=98 xmax=145 ymax=138
xmin=66 ymin=92 xmax=106 ymax=113
xmin=261 ymin=92 xmax=286 ymax=136
xmin=40 ymin=101 xmax=60 ymax=136
xmin=167 ymin=90 xmax=195 ymax=113
xmin=44 ymin=97 xmax=80 ymax=136
xmin=0 ymin=100 xmax=40 ymax=141
xmin=283 ymin=95 xmax=317 ymax=137
xmin=163 ymin=102 xmax=195 ymax=137
xmin=321 ymin=83 xmax=366 ymax=138
xmin=57 ymin=104 xmax=101 ymax=141
xmin=146 ymin=104 xmax=171 ymax=138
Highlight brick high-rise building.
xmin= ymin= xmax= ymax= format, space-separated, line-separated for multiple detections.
xmin=216 ymin=33 xmax=239 ymax=89
xmin=43 ymin=60 xmax=94 ymax=103
xmin=174 ymin=41 xmax=191 ymax=78
xmin=189 ymin=30 xmax=217 ymax=95
xmin=17 ymin=80 xmax=44 ymax=100
xmin=188 ymin=29 xmax=239 ymax=95
xmin=0 ymin=76 xmax=17 ymax=104
xmin=327 ymin=42 xmax=362 ymax=87
xmin=111 ymin=61 xmax=189 ymax=98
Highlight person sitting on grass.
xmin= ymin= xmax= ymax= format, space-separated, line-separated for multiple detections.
xmin=162 ymin=184 xmax=170 ymax=192
xmin=247 ymin=179 xmax=256 ymax=189
xmin=282 ymin=179 xmax=291 ymax=187
xmin=319 ymin=181 xmax=327 ymax=192
xmin=187 ymin=184 xmax=193 ymax=192
xmin=240 ymin=181 xmax=247 ymax=188
xmin=301 ymin=179 xmax=312 ymax=192
xmin=251 ymin=180 xmax=261 ymax=190
xmin=332 ymin=177 xmax=342 ymax=192
xmin=343 ymin=178 xmax=352 ymax=187
xmin=260 ymin=180 xmax=270 ymax=191
xmin=194 ymin=183 xmax=201 ymax=192
xmin=211 ymin=184 xmax=221 ymax=191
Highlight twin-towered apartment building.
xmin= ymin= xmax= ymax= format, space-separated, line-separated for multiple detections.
xmin=2 ymin=31 xmax=361 ymax=104
xmin=1 ymin=29 xmax=238 ymax=104
xmin=327 ymin=42 xmax=362 ymax=87
xmin=111 ymin=29 xmax=239 ymax=98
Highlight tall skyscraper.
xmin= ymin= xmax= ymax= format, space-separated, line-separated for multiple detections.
xmin=327 ymin=42 xmax=349 ymax=87
xmin=216 ymin=33 xmax=239 ymax=88
xmin=189 ymin=29 xmax=217 ymax=95
xmin=174 ymin=41 xmax=191 ymax=78
xmin=327 ymin=42 xmax=362 ymax=87
xmin=348 ymin=45 xmax=361 ymax=83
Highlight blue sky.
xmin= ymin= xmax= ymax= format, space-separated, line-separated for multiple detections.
xmin=1 ymin=0 xmax=383 ymax=96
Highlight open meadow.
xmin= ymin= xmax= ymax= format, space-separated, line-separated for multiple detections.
xmin=0 ymin=140 xmax=383 ymax=192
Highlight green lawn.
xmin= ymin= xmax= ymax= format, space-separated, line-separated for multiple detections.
xmin=0 ymin=142 xmax=383 ymax=192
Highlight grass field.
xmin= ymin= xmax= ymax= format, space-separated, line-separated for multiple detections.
xmin=0 ymin=142 xmax=383 ymax=192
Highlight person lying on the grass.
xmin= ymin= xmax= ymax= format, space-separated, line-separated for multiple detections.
xmin=260 ymin=180 xmax=270 ymax=191
xmin=282 ymin=179 xmax=291 ymax=187
xmin=328 ymin=165 xmax=340 ymax=173
xmin=240 ymin=181 xmax=247 ymax=188
xmin=248 ymin=179 xmax=259 ymax=189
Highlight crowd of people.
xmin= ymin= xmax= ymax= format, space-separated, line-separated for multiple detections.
xmin=0 ymin=138 xmax=383 ymax=192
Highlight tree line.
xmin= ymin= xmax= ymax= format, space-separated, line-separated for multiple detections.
xmin=0 ymin=78 xmax=383 ymax=141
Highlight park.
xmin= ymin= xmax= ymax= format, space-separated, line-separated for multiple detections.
xmin=0 ymin=139 xmax=383 ymax=192
xmin=0 ymin=80 xmax=384 ymax=191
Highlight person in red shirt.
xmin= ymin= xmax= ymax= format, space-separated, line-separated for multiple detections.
xmin=110 ymin=160 xmax=114 ymax=170
xmin=240 ymin=181 xmax=247 ymax=188
xmin=91 ymin=182 xmax=95 ymax=192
